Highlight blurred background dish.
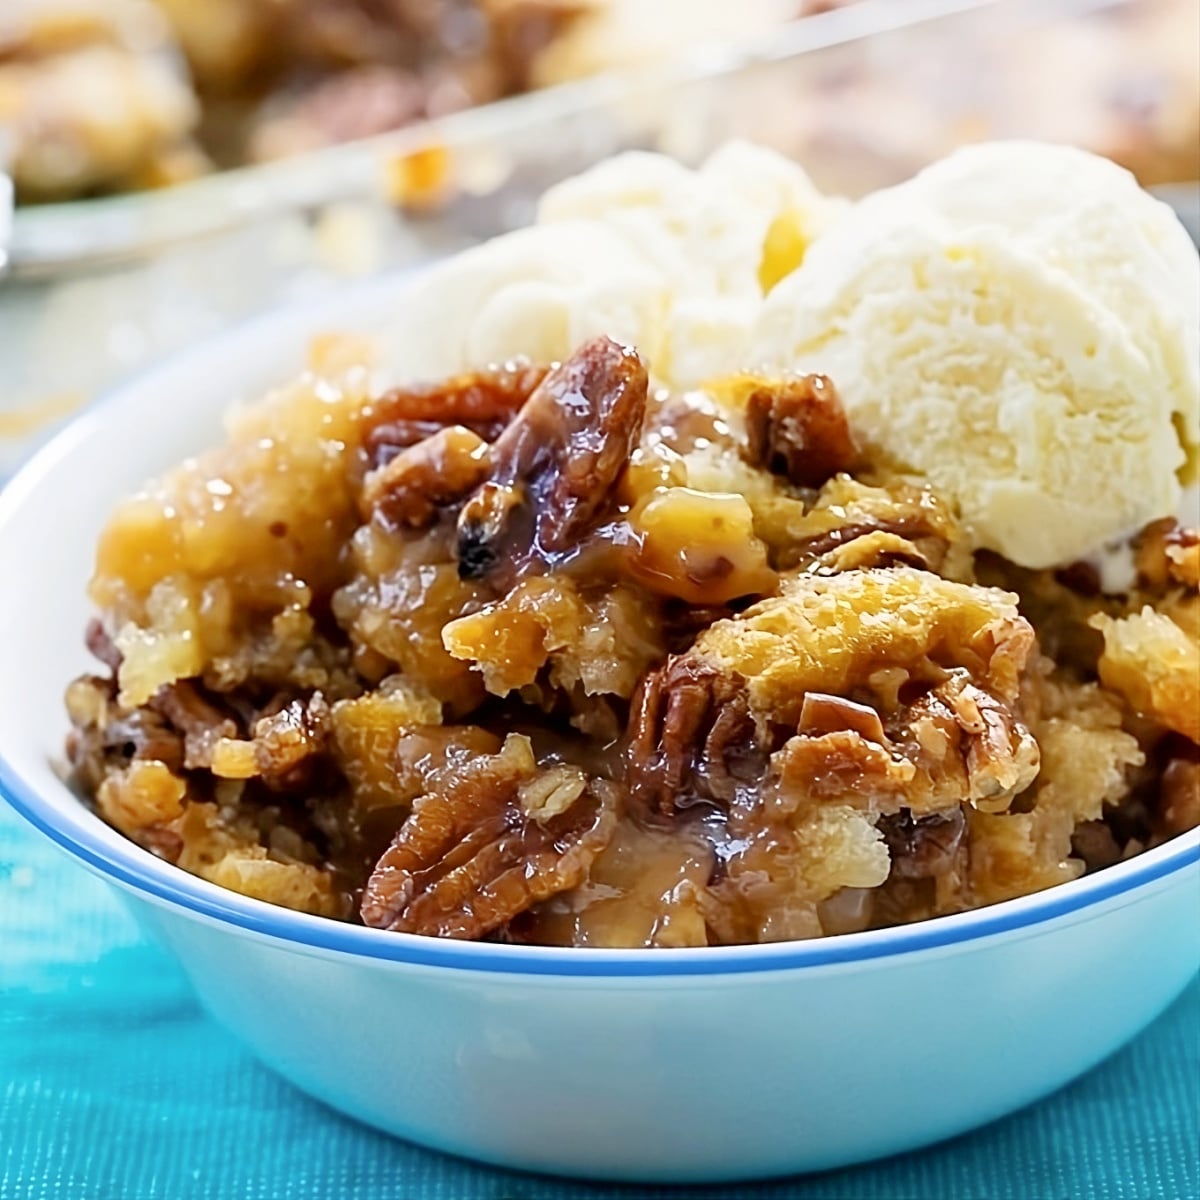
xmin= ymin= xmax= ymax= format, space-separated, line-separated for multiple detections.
xmin=3 ymin=0 xmax=1194 ymax=207
xmin=0 ymin=0 xmax=201 ymax=202
xmin=729 ymin=0 xmax=1199 ymax=193
xmin=1 ymin=0 xmax=1197 ymax=476
xmin=1 ymin=0 xmax=799 ymax=203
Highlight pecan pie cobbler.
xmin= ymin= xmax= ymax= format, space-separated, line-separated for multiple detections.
xmin=65 ymin=333 xmax=1200 ymax=945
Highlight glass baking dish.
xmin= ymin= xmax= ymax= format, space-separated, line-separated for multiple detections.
xmin=1 ymin=0 xmax=1194 ymax=476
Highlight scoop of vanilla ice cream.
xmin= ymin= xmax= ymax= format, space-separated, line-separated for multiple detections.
xmin=539 ymin=142 xmax=842 ymax=383
xmin=379 ymin=221 xmax=671 ymax=381
xmin=540 ymin=141 xmax=841 ymax=294
xmin=752 ymin=141 xmax=1200 ymax=570
xmin=383 ymin=143 xmax=840 ymax=388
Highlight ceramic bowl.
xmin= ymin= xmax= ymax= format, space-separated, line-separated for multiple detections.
xmin=1 ymin=274 xmax=1197 ymax=1184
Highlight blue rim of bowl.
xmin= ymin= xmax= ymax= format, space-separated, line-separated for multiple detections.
xmin=4 ymin=758 xmax=1197 ymax=977
xmin=1 ymin=274 xmax=1198 ymax=978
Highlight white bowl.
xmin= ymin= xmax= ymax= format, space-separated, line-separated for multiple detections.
xmin=1 ymin=273 xmax=1197 ymax=1184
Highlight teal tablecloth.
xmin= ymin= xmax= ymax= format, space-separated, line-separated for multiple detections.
xmin=2 ymin=800 xmax=1197 ymax=1200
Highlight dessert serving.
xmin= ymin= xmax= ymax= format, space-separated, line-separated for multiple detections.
xmin=64 ymin=141 xmax=1200 ymax=947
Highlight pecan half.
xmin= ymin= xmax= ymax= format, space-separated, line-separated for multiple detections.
xmin=742 ymin=374 xmax=857 ymax=489
xmin=627 ymin=658 xmax=766 ymax=814
xmin=363 ymin=361 xmax=548 ymax=469
xmin=772 ymin=671 xmax=1040 ymax=818
xmin=361 ymin=425 xmax=490 ymax=529
xmin=360 ymin=735 xmax=620 ymax=938
xmin=878 ymin=808 xmax=966 ymax=880
xmin=932 ymin=675 xmax=1041 ymax=810
xmin=455 ymin=337 xmax=648 ymax=585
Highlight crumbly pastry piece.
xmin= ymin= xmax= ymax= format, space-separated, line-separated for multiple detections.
xmin=443 ymin=576 xmax=663 ymax=701
xmin=1091 ymin=608 xmax=1200 ymax=744
xmin=965 ymin=667 xmax=1145 ymax=907
xmin=93 ymin=356 xmax=372 ymax=708
xmin=67 ymin=331 xmax=1199 ymax=940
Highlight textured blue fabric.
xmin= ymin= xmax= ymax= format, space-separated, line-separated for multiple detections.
xmin=2 ymin=800 xmax=1197 ymax=1200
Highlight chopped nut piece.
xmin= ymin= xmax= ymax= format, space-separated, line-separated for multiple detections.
xmin=85 ymin=618 xmax=123 ymax=672
xmin=742 ymin=374 xmax=858 ymax=489
xmin=252 ymin=694 xmax=331 ymax=785
xmin=823 ymin=530 xmax=934 ymax=573
xmin=782 ymin=475 xmax=969 ymax=579
xmin=1134 ymin=518 xmax=1200 ymax=591
xmin=938 ymin=676 xmax=1040 ymax=810
xmin=151 ymin=680 xmax=238 ymax=770
xmin=798 ymin=693 xmax=888 ymax=744
xmin=518 ymin=765 xmax=589 ymax=820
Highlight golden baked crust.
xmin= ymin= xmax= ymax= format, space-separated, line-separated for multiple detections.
xmin=701 ymin=567 xmax=1031 ymax=717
